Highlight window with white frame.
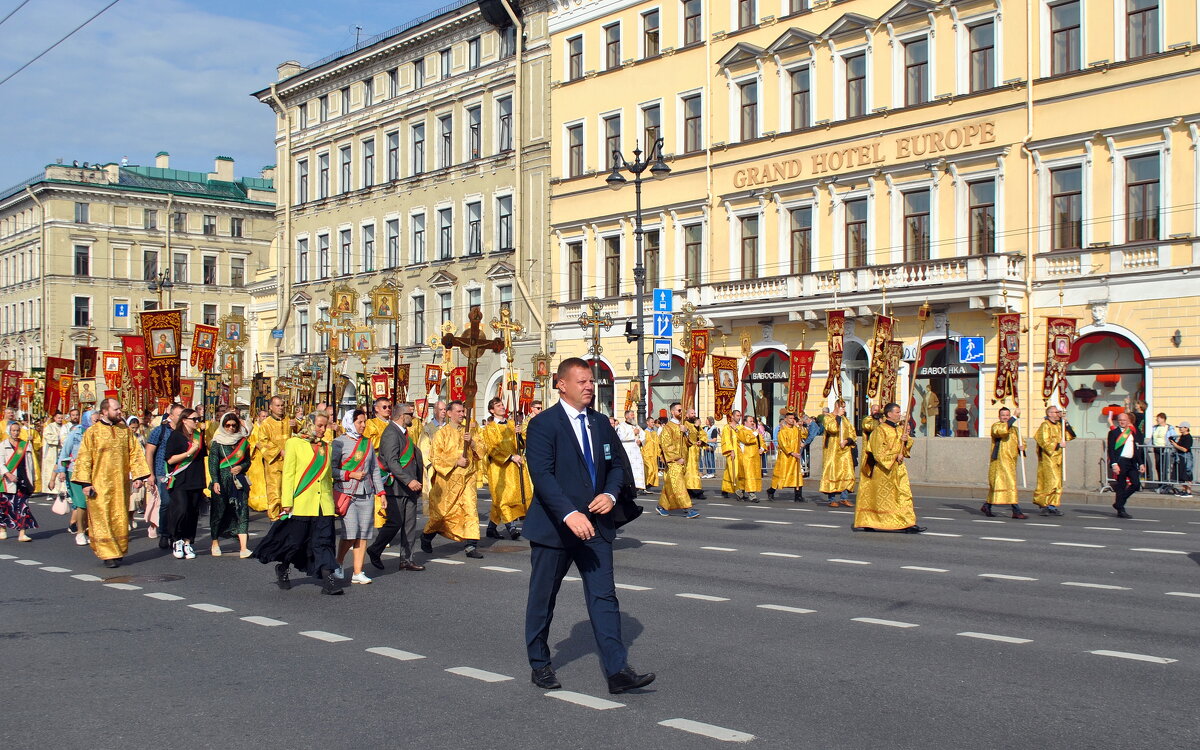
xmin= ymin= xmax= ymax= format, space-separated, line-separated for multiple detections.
xmin=903 ymin=37 xmax=929 ymax=106
xmin=902 ymin=189 xmax=931 ymax=262
xmin=496 ymin=195 xmax=513 ymax=251
xmin=603 ymin=235 xmax=621 ymax=296
xmin=644 ymin=228 xmax=660 ymax=289
xmin=317 ymin=234 xmax=330 ymax=278
xmin=682 ymin=92 xmax=703 ymax=152
xmin=682 ymin=0 xmax=702 ymax=45
xmin=604 ymin=23 xmax=621 ymax=70
xmin=739 ymin=214 xmax=759 ymax=279
xmin=468 ymin=288 xmax=482 ymax=310
xmin=317 ymin=153 xmax=329 ymax=198
xmin=362 ymin=223 xmax=375 ymax=272
xmin=386 ymin=131 xmax=399 ymax=180
xmin=497 ymin=96 xmax=513 ymax=151
xmin=737 ymin=0 xmax=756 ymax=30
xmin=1126 ymin=0 xmax=1159 ymax=59
xmin=603 ymin=113 xmax=622 ymax=169
xmin=968 ymin=179 xmax=996 ymax=254
xmin=844 ymin=196 xmax=868 ymax=266
xmin=567 ymin=241 xmax=584 ymax=300
xmin=339 ymin=228 xmax=352 ymax=274
xmin=411 ymin=213 xmax=426 ymax=263
xmin=466 ymin=201 xmax=482 ymax=256
xmin=298 ymin=309 xmax=309 ymax=353
xmin=568 ymin=35 xmax=583 ymax=80
xmin=642 ymin=9 xmax=660 ymax=58
xmin=844 ymin=51 xmax=867 ymax=118
xmin=295 ymin=238 xmax=309 ymax=282
xmin=340 ymin=145 xmax=352 ymax=192
xmin=567 ymin=122 xmax=585 ymax=177
xmin=738 ymin=78 xmax=758 ymax=140
xmin=790 ymin=67 xmax=811 ymax=130
xmin=1050 ymin=164 xmax=1083 ymax=249
xmin=968 ymin=19 xmax=996 ymax=92
xmin=411 ymin=295 xmax=426 ymax=345
xmin=498 ymin=284 xmax=512 ymax=312
xmin=1049 ymin=1 xmax=1081 ymax=76
xmin=439 ymin=291 xmax=453 ymax=324
xmin=362 ymin=138 xmax=375 ymax=187
xmin=386 ymin=219 xmax=400 ymax=267
xmin=437 ymin=207 xmax=453 ymax=260
xmin=412 ymin=123 xmax=426 ymax=175
xmin=438 ymin=114 xmax=454 ymax=168
xmin=642 ymin=103 xmax=661 ymax=149
xmin=297 ymin=159 xmax=309 ymax=203
xmin=1125 ymin=152 xmax=1160 ymax=242
xmin=467 ymin=105 xmax=482 ymax=159
xmin=683 ymin=223 xmax=703 ymax=285
xmin=789 ymin=206 xmax=812 ymax=273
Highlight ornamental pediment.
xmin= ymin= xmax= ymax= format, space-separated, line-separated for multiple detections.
xmin=820 ymin=13 xmax=874 ymax=39
xmin=485 ymin=260 xmax=515 ymax=280
xmin=765 ymin=28 xmax=819 ymax=56
xmin=290 ymin=291 xmax=311 ymax=305
xmin=428 ymin=269 xmax=458 ymax=288
xmin=716 ymin=42 xmax=766 ymax=70
xmin=880 ymin=0 xmax=938 ymax=24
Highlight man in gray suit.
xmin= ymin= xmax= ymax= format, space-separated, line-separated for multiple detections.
xmin=367 ymin=401 xmax=426 ymax=572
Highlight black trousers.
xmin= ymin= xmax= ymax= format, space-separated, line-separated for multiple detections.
xmin=367 ymin=492 xmax=419 ymax=561
xmin=168 ymin=487 xmax=204 ymax=542
xmin=1112 ymin=457 xmax=1142 ymax=510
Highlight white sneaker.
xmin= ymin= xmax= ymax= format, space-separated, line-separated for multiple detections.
xmin=172 ymin=540 xmax=185 ymax=559
xmin=333 ymin=565 xmax=346 ymax=580
xmin=183 ymin=544 xmax=196 ymax=560
xmin=351 ymin=572 xmax=372 ymax=585
xmin=75 ymin=532 xmax=89 ymax=546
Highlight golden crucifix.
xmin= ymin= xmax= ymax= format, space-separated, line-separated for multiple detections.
xmin=490 ymin=307 xmax=524 ymax=365
xmin=578 ymin=300 xmax=613 ymax=363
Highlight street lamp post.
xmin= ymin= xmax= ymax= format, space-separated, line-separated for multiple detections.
xmin=147 ymin=271 xmax=173 ymax=308
xmin=606 ymin=138 xmax=670 ymax=427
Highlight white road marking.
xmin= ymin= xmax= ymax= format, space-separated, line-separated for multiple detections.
xmin=382 ymin=552 xmax=402 ymax=557
xmin=445 ymin=666 xmax=512 ymax=682
xmin=144 ymin=592 xmax=184 ymax=601
xmin=1143 ymin=530 xmax=1186 ymax=535
xmin=760 ymin=552 xmax=802 ymax=558
xmin=754 ymin=519 xmax=792 ymax=525
xmin=707 ymin=516 xmax=741 ymax=521
xmin=429 ymin=558 xmax=465 ymax=565
xmin=71 ymin=574 xmax=103 ymax=582
xmin=902 ymin=566 xmax=948 ymax=573
xmin=923 ymin=532 xmax=962 ymax=538
xmin=828 ymin=510 xmax=853 ymax=515
xmin=0 ymin=554 xmax=16 ymax=559
xmin=786 ymin=507 xmax=815 ymax=512
xmin=1165 ymin=591 xmax=1200 ymax=598
xmin=104 ymin=583 xmax=142 ymax=591
xmin=807 ymin=523 xmax=840 ymax=528
xmin=851 ymin=617 xmax=919 ymax=628
xmin=979 ymin=537 xmax=1026 ymax=543
xmin=708 ymin=503 xmax=732 ymax=506
xmin=757 ymin=604 xmax=816 ymax=614
xmin=1085 ymin=527 xmax=1123 ymax=532
xmin=1061 ymin=582 xmax=1130 ymax=590
xmin=642 ymin=540 xmax=678 ymax=546
xmin=1051 ymin=542 xmax=1106 ymax=548
xmin=14 ymin=559 xmax=41 ymax=566
xmin=615 ymin=583 xmax=653 ymax=591
xmin=1025 ymin=523 xmax=1061 ymax=527
xmin=546 ymin=691 xmax=625 ymax=710
xmin=480 ymin=566 xmax=521 ymax=573
xmin=827 ymin=558 xmax=871 ymax=565
xmin=1129 ymin=548 xmax=1188 ymax=555
xmin=973 ymin=519 xmax=1006 ymax=524
xmin=1089 ymin=650 xmax=1176 ymax=664
xmin=658 ymin=719 xmax=755 ymax=743
xmin=39 ymin=566 xmax=71 ymax=573
xmin=923 ymin=516 xmax=956 ymax=520
xmin=299 ymin=630 xmax=353 ymax=643
xmin=241 ymin=616 xmax=287 ymax=627
xmin=188 ymin=603 xmax=233 ymax=613
xmin=958 ymin=632 xmax=1032 ymax=644
xmin=366 ymin=646 xmax=425 ymax=661
xmin=701 ymin=546 xmax=737 ymax=552
xmin=676 ymin=593 xmax=730 ymax=602
xmin=1078 ymin=515 xmax=1108 ymax=519
xmin=979 ymin=573 xmax=1037 ymax=581
xmin=563 ymin=575 xmax=581 ymax=582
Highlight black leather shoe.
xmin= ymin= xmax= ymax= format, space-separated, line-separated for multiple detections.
xmin=902 ymin=525 xmax=928 ymax=534
xmin=607 ymin=666 xmax=655 ymax=694
xmin=980 ymin=504 xmax=995 ymax=517
xmin=321 ymin=572 xmax=344 ymax=595
xmin=420 ymin=537 xmax=433 ymax=554
xmin=399 ymin=559 xmax=426 ymax=571
xmin=465 ymin=547 xmax=483 ymax=559
xmin=102 ymin=559 xmax=119 ymax=568
xmin=531 ymin=666 xmax=561 ymax=690
xmin=766 ymin=488 xmax=776 ymax=500
xmin=368 ymin=552 xmax=384 ymax=571
xmin=1116 ymin=510 xmax=1133 ymax=519
xmin=485 ymin=523 xmax=503 ymax=539
xmin=275 ymin=563 xmax=291 ymax=590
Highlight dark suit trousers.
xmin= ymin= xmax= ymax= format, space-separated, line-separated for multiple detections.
xmin=526 ymin=539 xmax=626 ymax=678
xmin=1113 ymin=458 xmax=1141 ymax=510
xmin=367 ymin=493 xmax=418 ymax=561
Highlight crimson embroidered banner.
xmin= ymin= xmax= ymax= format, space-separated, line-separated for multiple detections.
xmin=1 ymin=370 xmax=22 ymax=409
xmin=449 ymin=366 xmax=466 ymax=402
xmin=371 ymin=373 xmax=390 ymax=400
xmin=519 ymin=381 xmax=536 ymax=413
xmin=44 ymin=356 xmax=74 ymax=415
xmin=179 ymin=379 xmax=195 ymax=407
xmin=191 ymin=324 xmax=220 ymax=371
xmin=786 ymin=350 xmax=817 ymax=415
xmin=424 ymin=364 xmax=443 ymax=396
xmin=102 ymin=350 xmax=123 ymax=390
xmin=1042 ymin=317 xmax=1077 ymax=408
xmin=866 ymin=314 xmax=895 ymax=400
xmin=141 ymin=309 xmax=182 ymax=402
xmin=879 ymin=341 xmax=904 ymax=406
xmin=20 ymin=378 xmax=34 ymax=412
xmin=711 ymin=355 xmax=738 ymax=421
xmin=689 ymin=329 xmax=709 ymax=371
xmin=994 ymin=313 xmax=1021 ymax=404
xmin=77 ymin=347 xmax=98 ymax=378
xmin=822 ymin=310 xmax=845 ymax=398
xmin=122 ymin=335 xmax=151 ymax=413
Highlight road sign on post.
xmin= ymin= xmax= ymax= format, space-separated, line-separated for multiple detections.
xmin=652 ymin=288 xmax=673 ymax=312
xmin=958 ymin=336 xmax=985 ymax=364
xmin=655 ymin=339 xmax=672 ymax=369
xmin=653 ymin=313 xmax=673 ymax=338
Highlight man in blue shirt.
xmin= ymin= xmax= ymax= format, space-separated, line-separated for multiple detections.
xmin=145 ymin=404 xmax=183 ymax=549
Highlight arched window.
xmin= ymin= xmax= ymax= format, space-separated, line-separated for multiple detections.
xmin=1065 ymin=332 xmax=1145 ymax=439
xmin=741 ymin=349 xmax=788 ymax=431
xmin=586 ymin=359 xmax=615 ymax=416
xmin=647 ymin=355 xmax=685 ymax=420
xmin=912 ymin=340 xmax=980 ymax=437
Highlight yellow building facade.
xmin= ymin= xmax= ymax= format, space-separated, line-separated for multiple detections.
xmin=548 ymin=0 xmax=1199 ymax=438
xmin=253 ymin=0 xmax=551 ymax=412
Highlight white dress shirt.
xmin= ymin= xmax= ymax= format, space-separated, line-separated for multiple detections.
xmin=558 ymin=401 xmax=615 ymax=520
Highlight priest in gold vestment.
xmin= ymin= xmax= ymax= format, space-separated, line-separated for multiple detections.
xmin=481 ymin=397 xmax=531 ymax=540
xmin=363 ymin=396 xmax=392 ymax=450
xmin=768 ymin=412 xmax=806 ymax=502
xmin=641 ymin=421 xmax=660 ymax=491
xmin=853 ymin=403 xmax=924 ymax=533
xmin=684 ymin=409 xmax=706 ymax=500
xmin=1033 ymin=406 xmax=1075 ymax=516
xmin=740 ymin=416 xmax=766 ymax=502
xmin=720 ymin=410 xmax=750 ymax=500
xmin=655 ymin=402 xmax=696 ymax=517
xmin=983 ymin=407 xmax=1028 ymax=519
xmin=421 ymin=400 xmax=486 ymax=557
xmin=819 ymin=401 xmax=857 ymax=507
xmin=70 ymin=398 xmax=151 ymax=567
xmin=249 ymin=397 xmax=290 ymax=519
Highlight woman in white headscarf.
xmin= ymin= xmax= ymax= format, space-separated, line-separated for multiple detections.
xmin=331 ymin=409 xmax=379 ymax=584
xmin=207 ymin=412 xmax=252 ymax=557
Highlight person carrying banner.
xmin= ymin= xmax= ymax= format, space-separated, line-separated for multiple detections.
xmin=768 ymin=412 xmax=806 ymax=502
xmin=853 ymin=403 xmax=925 ymax=534
xmin=656 ymin=402 xmax=697 ymax=518
xmin=1032 ymin=406 xmax=1075 ymax=515
xmin=249 ymin=396 xmax=291 ymax=520
xmin=819 ymin=400 xmax=857 ymax=507
xmin=982 ymin=407 xmax=1028 ymax=519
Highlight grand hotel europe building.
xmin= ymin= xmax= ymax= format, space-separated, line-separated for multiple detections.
xmin=545 ymin=0 xmax=1199 ymax=439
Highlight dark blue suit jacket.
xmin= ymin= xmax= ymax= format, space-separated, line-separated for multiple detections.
xmin=523 ymin=402 xmax=625 ymax=548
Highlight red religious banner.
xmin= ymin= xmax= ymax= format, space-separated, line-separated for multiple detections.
xmin=179 ymin=379 xmax=195 ymax=407
xmin=822 ymin=310 xmax=846 ymax=398
xmin=1042 ymin=317 xmax=1077 ymax=408
xmin=44 ymin=356 xmax=74 ymax=414
xmin=371 ymin=373 xmax=390 ymax=400
xmin=689 ymin=329 xmax=709 ymax=371
xmin=141 ymin=309 xmax=182 ymax=402
xmin=101 ymin=350 xmax=123 ymax=390
xmin=994 ymin=313 xmax=1022 ymax=405
xmin=0 ymin=360 xmax=9 ymax=372
xmin=786 ymin=350 xmax=817 ymax=415
xmin=879 ymin=341 xmax=904 ymax=406
xmin=122 ymin=335 xmax=151 ymax=412
xmin=396 ymin=363 xmax=411 ymax=402
xmin=59 ymin=375 xmax=75 ymax=412
xmin=865 ymin=314 xmax=895 ymax=400
xmin=20 ymin=378 xmax=34 ymax=412
xmin=711 ymin=355 xmax=738 ymax=421
xmin=623 ymin=382 xmax=640 ymax=414
xmin=519 ymin=381 xmax=536 ymax=413
xmin=77 ymin=347 xmax=98 ymax=378
xmin=424 ymin=364 xmax=443 ymax=396
xmin=449 ymin=366 xmax=467 ymax=402
xmin=191 ymin=324 xmax=220 ymax=371
xmin=415 ymin=398 xmax=428 ymax=420
xmin=0 ymin=370 xmax=21 ymax=408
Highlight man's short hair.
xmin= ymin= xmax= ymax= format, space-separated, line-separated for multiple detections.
xmin=1157 ymin=412 xmax=1168 ymax=420
xmin=530 ymin=399 xmax=542 ymax=408
xmin=373 ymin=396 xmax=391 ymax=408
xmin=447 ymin=400 xmax=464 ymax=410
xmin=669 ymin=401 xmax=681 ymax=410
xmin=488 ymin=397 xmax=504 ymax=410
xmin=555 ymin=357 xmax=591 ymax=381
xmin=883 ymin=402 xmax=900 ymax=414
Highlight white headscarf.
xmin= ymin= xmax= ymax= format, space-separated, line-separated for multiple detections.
xmin=342 ymin=410 xmax=361 ymax=439
xmin=212 ymin=412 xmax=248 ymax=446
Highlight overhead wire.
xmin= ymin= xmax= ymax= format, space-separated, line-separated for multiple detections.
xmin=0 ymin=0 xmax=33 ymax=28
xmin=0 ymin=0 xmax=121 ymax=89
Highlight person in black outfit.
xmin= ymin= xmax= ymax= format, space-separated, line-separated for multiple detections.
xmin=164 ymin=409 xmax=207 ymax=559
xmin=367 ymin=401 xmax=426 ymax=572
xmin=1107 ymin=411 xmax=1145 ymax=519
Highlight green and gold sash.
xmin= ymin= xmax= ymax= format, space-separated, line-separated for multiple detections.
xmin=168 ymin=430 xmax=202 ymax=489
xmin=218 ymin=436 xmax=249 ymax=470
xmin=4 ymin=439 xmax=28 ymax=474
xmin=340 ymin=437 xmax=369 ymax=474
xmin=293 ymin=442 xmax=329 ymax=500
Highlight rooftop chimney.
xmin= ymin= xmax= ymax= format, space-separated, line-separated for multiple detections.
xmin=277 ymin=61 xmax=304 ymax=81
xmin=155 ymin=151 xmax=169 ymax=169
xmin=212 ymin=156 xmax=235 ymax=182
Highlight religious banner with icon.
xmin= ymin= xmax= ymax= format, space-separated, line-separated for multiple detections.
xmin=140 ymin=309 xmax=182 ymax=402
xmin=865 ymin=314 xmax=895 ymax=400
xmin=77 ymin=347 xmax=98 ymax=379
xmin=424 ymin=364 xmax=443 ymax=396
xmin=1042 ymin=317 xmax=1077 ymax=407
xmin=415 ymin=398 xmax=427 ymax=420
xmin=623 ymin=382 xmax=640 ymax=414
xmin=331 ymin=284 xmax=358 ymax=318
xmin=879 ymin=341 xmax=904 ymax=406
xmin=689 ymin=329 xmax=710 ymax=372
xmin=102 ymin=350 xmax=123 ymax=390
xmin=711 ymin=355 xmax=738 ymax=421
xmin=786 ymin=350 xmax=817 ymax=415
xmin=20 ymin=378 xmax=35 ymax=412
xmin=252 ymin=374 xmax=272 ymax=413
xmin=994 ymin=313 xmax=1022 ymax=405
xmin=519 ymin=381 xmax=536 ymax=413
xmin=371 ymin=373 xmax=390 ymax=400
xmin=356 ymin=373 xmax=369 ymax=409
xmin=203 ymin=373 xmax=222 ymax=416
xmin=179 ymin=379 xmax=195 ymax=408
xmin=370 ymin=286 xmax=399 ymax=321
xmin=822 ymin=310 xmax=846 ymax=398
xmin=1 ymin=370 xmax=21 ymax=408
xmin=191 ymin=324 xmax=220 ymax=371
xmin=0 ymin=360 xmax=9 ymax=372
xmin=448 ymin=366 xmax=466 ymax=402
xmin=59 ymin=375 xmax=74 ymax=413
xmin=122 ymin=335 xmax=150 ymax=413
xmin=396 ymin=363 xmax=410 ymax=402
xmin=44 ymin=357 xmax=75 ymax=415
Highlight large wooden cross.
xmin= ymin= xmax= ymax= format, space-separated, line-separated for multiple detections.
xmin=442 ymin=306 xmax=502 ymax=424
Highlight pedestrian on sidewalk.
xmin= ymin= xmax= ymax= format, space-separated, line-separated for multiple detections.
xmin=0 ymin=421 xmax=38 ymax=542
xmin=1169 ymin=422 xmax=1192 ymax=497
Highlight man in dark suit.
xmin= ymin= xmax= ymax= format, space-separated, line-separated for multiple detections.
xmin=367 ymin=401 xmax=426 ymax=571
xmin=1107 ymin=411 xmax=1145 ymax=519
xmin=523 ymin=357 xmax=654 ymax=695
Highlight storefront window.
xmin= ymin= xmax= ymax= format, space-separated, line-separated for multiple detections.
xmin=648 ymin=356 xmax=684 ymax=420
xmin=587 ymin=359 xmax=616 ymax=416
xmin=741 ymin=349 xmax=787 ymax=432
xmin=911 ymin=340 xmax=980 ymax=437
xmin=1065 ymin=332 xmax=1145 ymax=439
xmin=842 ymin=342 xmax=869 ymax=427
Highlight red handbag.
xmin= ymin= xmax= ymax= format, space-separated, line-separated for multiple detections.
xmin=335 ymin=492 xmax=353 ymax=517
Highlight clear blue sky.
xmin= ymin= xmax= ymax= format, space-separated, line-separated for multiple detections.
xmin=0 ymin=0 xmax=453 ymax=187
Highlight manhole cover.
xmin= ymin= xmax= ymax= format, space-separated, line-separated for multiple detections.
xmin=103 ymin=574 xmax=185 ymax=583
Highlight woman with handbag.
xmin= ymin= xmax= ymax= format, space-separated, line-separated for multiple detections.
xmin=331 ymin=409 xmax=379 ymax=585
xmin=0 ymin=421 xmax=38 ymax=542
xmin=207 ymin=412 xmax=253 ymax=558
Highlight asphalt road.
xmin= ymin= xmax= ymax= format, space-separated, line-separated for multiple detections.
xmin=4 ymin=487 xmax=1198 ymax=749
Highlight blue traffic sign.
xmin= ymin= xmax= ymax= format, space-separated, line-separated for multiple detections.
xmin=271 ymin=328 xmax=285 ymax=340
xmin=655 ymin=340 xmax=672 ymax=369
xmin=652 ymin=312 xmax=673 ymax=338
xmin=958 ymin=336 xmax=985 ymax=364
xmin=652 ymin=288 xmax=673 ymax=312
xmin=114 ymin=303 xmax=128 ymax=318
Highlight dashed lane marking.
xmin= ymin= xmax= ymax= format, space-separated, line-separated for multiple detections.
xmin=104 ymin=583 xmax=142 ymax=591
xmin=299 ymin=630 xmax=353 ymax=643
xmin=658 ymin=719 xmax=755 ymax=743
xmin=188 ymin=603 xmax=233 ymax=613
xmin=39 ymin=566 xmax=71 ymax=573
xmin=827 ymin=510 xmax=853 ymax=515
xmin=979 ymin=537 xmax=1026 ymax=543
xmin=546 ymin=691 xmax=625 ymax=710
xmin=1025 ymin=523 xmax=1061 ymax=527
xmin=786 ymin=507 xmax=815 ymax=512
xmin=1089 ymin=650 xmax=1176 ymax=664
xmin=700 ymin=546 xmax=738 ymax=552
xmin=615 ymin=583 xmax=653 ymax=591
xmin=923 ymin=516 xmax=956 ymax=520
xmin=382 ymin=552 xmax=402 ymax=557
xmin=923 ymin=532 xmax=962 ymax=538
xmin=641 ymin=540 xmax=679 ymax=546
xmin=1051 ymin=542 xmax=1106 ymax=548
xmin=563 ymin=575 xmax=581 ymax=582
xmin=241 ymin=616 xmax=288 ymax=627
xmin=1129 ymin=548 xmax=1188 ymax=555
xmin=851 ymin=617 xmax=919 ymax=628
xmin=708 ymin=503 xmax=732 ymax=506
xmin=428 ymin=558 xmax=465 ymax=565
xmin=1061 ymin=581 xmax=1130 ymax=590
xmin=1085 ymin=527 xmax=1123 ymax=532
xmin=1143 ymin=530 xmax=1186 ymax=535
xmin=1165 ymin=591 xmax=1200 ymax=598
xmin=979 ymin=573 xmax=1037 ymax=581
xmin=445 ymin=666 xmax=513 ymax=682
xmin=707 ymin=516 xmax=741 ymax=521
xmin=0 ymin=554 xmax=16 ymax=559
xmin=754 ymin=519 xmax=792 ymax=525
xmin=807 ymin=523 xmax=840 ymax=528
xmin=480 ymin=566 xmax=521 ymax=573
xmin=973 ymin=520 xmax=1006 ymax=524
xmin=828 ymin=558 xmax=871 ymax=565
xmin=14 ymin=559 xmax=42 ymax=566
xmin=676 ymin=593 xmax=730 ymax=602
xmin=757 ymin=604 xmax=816 ymax=614
xmin=760 ymin=552 xmax=801 ymax=558
xmin=365 ymin=646 xmax=425 ymax=661
xmin=145 ymin=592 xmax=184 ymax=601
xmin=958 ymin=632 xmax=1032 ymax=644
xmin=71 ymin=574 xmax=102 ymax=582
xmin=902 ymin=566 xmax=948 ymax=573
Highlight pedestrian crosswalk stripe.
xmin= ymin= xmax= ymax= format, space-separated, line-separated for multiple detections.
xmin=546 ymin=691 xmax=624 ymax=710
xmin=366 ymin=646 xmax=425 ymax=661
xmin=1089 ymin=650 xmax=1176 ymax=664
xmin=446 ymin=666 xmax=512 ymax=682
